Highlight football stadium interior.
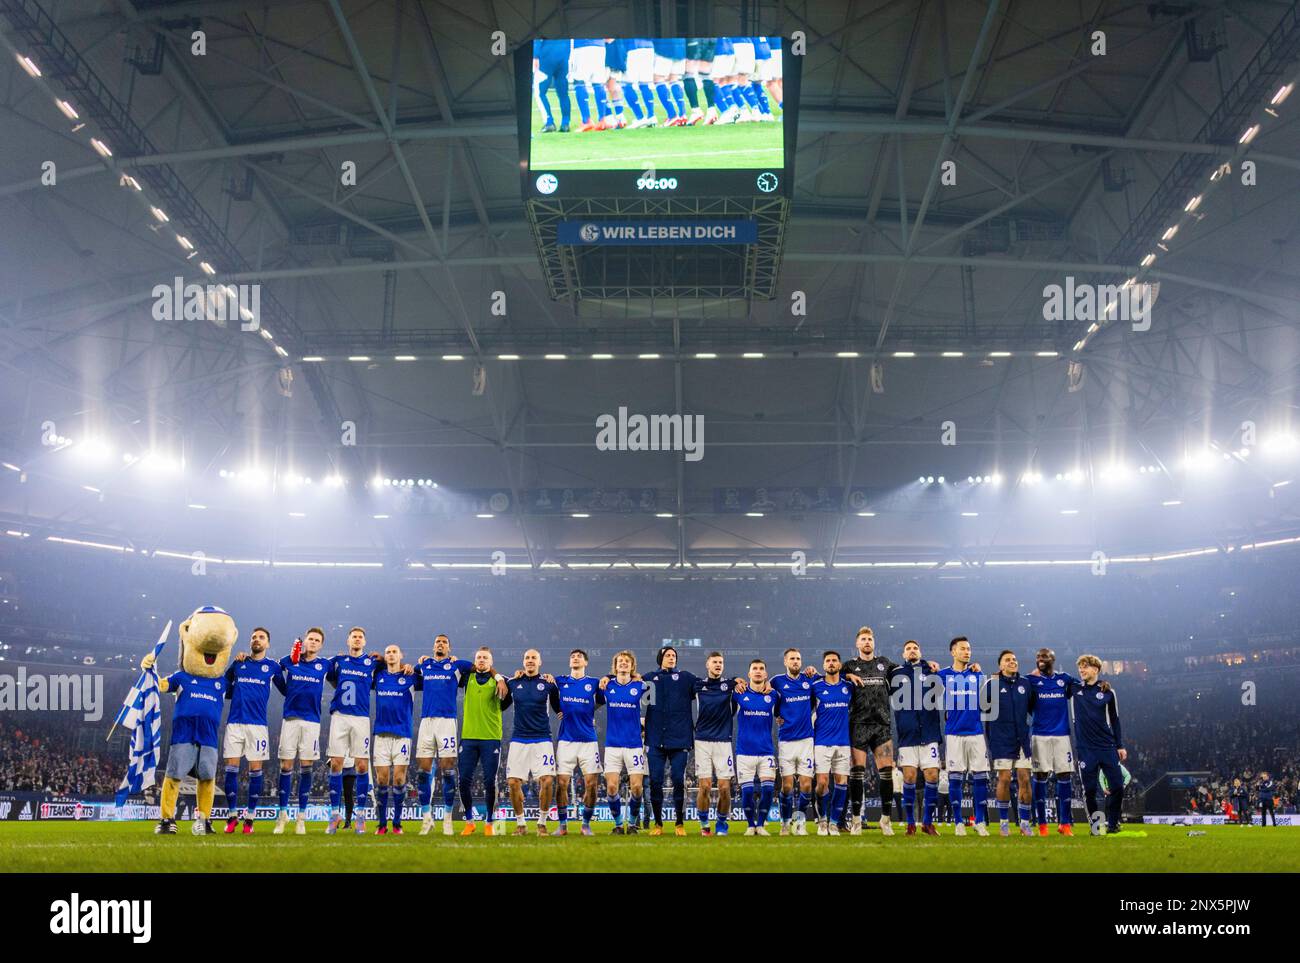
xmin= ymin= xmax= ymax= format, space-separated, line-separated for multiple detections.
xmin=1 ymin=0 xmax=1300 ymax=880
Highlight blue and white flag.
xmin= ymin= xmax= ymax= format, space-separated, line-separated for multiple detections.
xmin=114 ymin=621 xmax=171 ymax=807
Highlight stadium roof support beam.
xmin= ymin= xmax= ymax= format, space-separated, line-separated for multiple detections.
xmin=874 ymin=0 xmax=1004 ymax=352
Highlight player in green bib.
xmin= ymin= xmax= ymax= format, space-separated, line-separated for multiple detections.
xmin=457 ymin=646 xmax=511 ymax=835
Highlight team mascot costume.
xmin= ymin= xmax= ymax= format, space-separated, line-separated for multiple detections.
xmin=141 ymin=605 xmax=237 ymax=834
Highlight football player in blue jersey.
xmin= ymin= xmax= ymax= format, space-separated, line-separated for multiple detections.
xmin=1027 ymin=647 xmax=1082 ymax=836
xmin=325 ymin=627 xmax=383 ymax=834
xmin=221 ymin=626 xmax=281 ymax=834
xmin=553 ymin=649 xmax=604 ymax=836
xmin=937 ymin=636 xmax=991 ymax=836
xmin=693 ymin=652 xmax=737 ymax=836
xmin=265 ymin=627 xmax=330 ymax=835
xmin=505 ymin=649 xmax=561 ymax=835
xmin=598 ymin=650 xmax=647 ymax=834
xmin=415 ymin=633 xmax=485 ymax=836
xmin=812 ymin=651 xmax=854 ymax=835
xmin=371 ymin=644 xmax=417 ymax=834
xmin=734 ymin=659 xmax=780 ymax=835
xmin=771 ymin=647 xmax=819 ymax=835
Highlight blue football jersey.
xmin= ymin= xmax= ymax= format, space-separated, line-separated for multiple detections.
xmin=938 ymin=666 xmax=985 ymax=736
xmin=770 ymin=672 xmax=817 ymax=742
xmin=1027 ymin=671 xmax=1078 ymax=736
xmin=603 ymin=678 xmax=645 ymax=749
xmin=416 ymin=657 xmax=473 ymax=719
xmin=812 ymin=679 xmax=853 ymax=746
xmin=165 ymin=671 xmax=227 ymax=748
xmin=555 ymin=675 xmax=602 ymax=743
xmin=734 ymin=689 xmax=779 ymax=757
xmin=693 ymin=677 xmax=737 ymax=743
xmin=509 ymin=674 xmax=559 ymax=743
xmin=277 ymin=655 xmax=329 ymax=723
xmin=224 ymin=656 xmax=280 ymax=726
xmin=328 ymin=654 xmax=379 ymax=717
xmin=372 ymin=670 xmax=418 ymax=737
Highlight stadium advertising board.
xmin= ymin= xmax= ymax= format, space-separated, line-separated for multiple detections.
xmin=517 ymin=37 xmax=799 ymax=198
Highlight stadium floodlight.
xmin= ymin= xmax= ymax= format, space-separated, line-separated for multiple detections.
xmin=394 ymin=355 xmax=417 ymax=361
xmin=187 ymin=504 xmax=206 ymax=510
xmin=288 ymin=512 xmax=306 ymax=518
xmin=656 ymin=512 xmax=674 ymax=518
xmin=150 ymin=206 xmax=169 ymax=223
xmin=961 ymin=512 xmax=979 ymax=517
xmin=694 ymin=353 xmax=718 ymax=359
xmin=591 ymin=353 xmax=614 ymax=360
xmin=1239 ymin=124 xmax=1260 ymax=145
xmin=348 ymin=355 xmax=371 ymax=362
xmin=941 ymin=352 xmax=964 ymax=358
xmin=857 ymin=511 xmax=876 ymax=517
xmin=1272 ymin=82 xmax=1294 ymax=105
xmin=544 ymin=354 xmax=567 ymax=360
xmin=55 ymin=98 xmax=78 ymax=120
xmin=1035 ymin=351 xmax=1059 ymax=358
xmin=925 ymin=476 xmax=935 ymax=484
xmin=836 ymin=352 xmax=860 ymax=358
xmin=746 ymin=512 xmax=765 ymax=517
xmin=442 ymin=354 xmax=465 ymax=361
xmin=638 ymin=353 xmax=661 ymax=360
xmin=988 ymin=351 xmax=1012 ymax=358
xmin=15 ymin=53 xmax=41 ymax=77
xmin=176 ymin=234 xmax=194 ymax=250
xmin=498 ymin=354 xmax=520 ymax=361
xmin=476 ymin=513 xmax=495 ymax=519
xmin=742 ymin=352 xmax=765 ymax=359
xmin=1163 ymin=500 xmax=1182 ymax=507
xmin=301 ymin=356 xmax=323 ymax=362
xmin=90 ymin=138 xmax=113 ymax=158
xmin=893 ymin=351 xmax=916 ymax=358
xmin=571 ymin=513 xmax=590 ymax=518
xmin=1184 ymin=194 xmax=1203 ymax=212
xmin=937 ymin=476 xmax=945 ymax=484
xmin=372 ymin=514 xmax=390 ymax=520
xmin=1061 ymin=509 xmax=1080 ymax=515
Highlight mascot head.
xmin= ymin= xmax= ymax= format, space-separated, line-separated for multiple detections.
xmin=178 ymin=605 xmax=237 ymax=677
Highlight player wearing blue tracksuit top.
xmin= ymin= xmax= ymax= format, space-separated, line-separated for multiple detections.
xmin=221 ymin=626 xmax=281 ymax=830
xmin=984 ymin=650 xmax=1037 ymax=834
xmin=1027 ymin=647 xmax=1082 ymax=831
xmin=533 ymin=38 xmax=572 ymax=131
xmin=1071 ymin=655 xmax=1127 ymax=834
xmin=643 ymin=646 xmax=702 ymax=832
xmin=889 ymin=642 xmax=941 ymax=831
xmin=938 ymin=636 xmax=990 ymax=831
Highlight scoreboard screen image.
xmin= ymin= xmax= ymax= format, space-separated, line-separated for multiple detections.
xmin=517 ymin=37 xmax=799 ymax=197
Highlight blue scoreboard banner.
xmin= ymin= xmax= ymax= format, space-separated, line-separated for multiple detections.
xmin=557 ymin=219 xmax=758 ymax=245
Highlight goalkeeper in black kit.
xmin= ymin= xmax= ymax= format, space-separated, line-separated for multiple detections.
xmin=841 ymin=626 xmax=938 ymax=835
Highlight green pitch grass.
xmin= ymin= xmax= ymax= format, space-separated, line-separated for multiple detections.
xmin=2 ymin=822 xmax=1296 ymax=872
xmin=528 ymin=94 xmax=783 ymax=170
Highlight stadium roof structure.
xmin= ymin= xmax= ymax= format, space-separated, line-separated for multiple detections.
xmin=1 ymin=0 xmax=1300 ymax=570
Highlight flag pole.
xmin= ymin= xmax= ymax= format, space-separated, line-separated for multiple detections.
xmin=107 ymin=619 xmax=172 ymax=741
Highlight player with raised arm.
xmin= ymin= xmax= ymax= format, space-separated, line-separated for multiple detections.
xmin=812 ymin=651 xmax=853 ymax=836
xmin=598 ymin=651 xmax=647 ymax=834
xmin=692 ymin=652 xmax=737 ymax=836
xmin=771 ymin=647 xmax=819 ymax=835
xmin=734 ymin=659 xmax=780 ymax=836
xmin=371 ymin=644 xmax=417 ymax=834
xmin=415 ymin=634 xmax=481 ymax=836
xmin=506 ymin=649 xmax=561 ymax=835
xmin=984 ymin=650 xmax=1036 ymax=836
xmin=1072 ymin=654 xmax=1129 ymax=835
xmin=456 ymin=646 xmax=511 ymax=836
xmin=938 ymin=636 xmax=991 ymax=837
xmin=1026 ymin=647 xmax=1081 ymax=837
xmin=889 ymin=640 xmax=942 ymax=836
xmin=324 ymin=627 xmax=382 ymax=835
xmin=268 ymin=627 xmax=330 ymax=835
xmin=221 ymin=626 xmax=281 ymax=834
xmin=553 ymin=649 xmax=604 ymax=836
